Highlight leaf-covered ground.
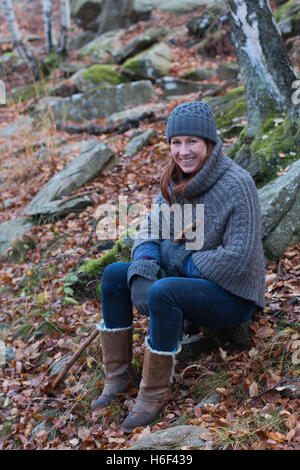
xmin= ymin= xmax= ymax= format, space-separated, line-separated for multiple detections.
xmin=0 ymin=1 xmax=299 ymax=450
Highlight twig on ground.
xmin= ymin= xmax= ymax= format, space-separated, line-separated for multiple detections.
xmin=52 ymin=328 xmax=100 ymax=390
xmin=247 ymin=377 xmax=300 ymax=405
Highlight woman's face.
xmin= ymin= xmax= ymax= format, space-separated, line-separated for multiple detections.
xmin=170 ymin=135 xmax=208 ymax=174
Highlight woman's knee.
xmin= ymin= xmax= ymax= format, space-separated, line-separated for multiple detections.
xmin=148 ymin=278 xmax=175 ymax=309
xmin=101 ymin=262 xmax=131 ymax=294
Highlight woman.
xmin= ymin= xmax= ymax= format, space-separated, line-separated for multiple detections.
xmin=91 ymin=101 xmax=266 ymax=432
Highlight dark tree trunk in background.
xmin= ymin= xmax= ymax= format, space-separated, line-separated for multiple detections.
xmin=226 ymin=0 xmax=298 ymax=136
xmin=98 ymin=0 xmax=134 ymax=34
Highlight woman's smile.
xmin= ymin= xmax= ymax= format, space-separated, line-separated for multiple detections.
xmin=170 ymin=135 xmax=209 ymax=173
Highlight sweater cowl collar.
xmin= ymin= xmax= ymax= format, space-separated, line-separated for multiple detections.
xmin=183 ymin=137 xmax=233 ymax=199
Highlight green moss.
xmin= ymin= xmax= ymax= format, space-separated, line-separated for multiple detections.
xmin=182 ymin=69 xmax=198 ymax=80
xmin=206 ymin=87 xmax=247 ymax=130
xmin=274 ymin=0 xmax=299 ymax=22
xmin=123 ymin=54 xmax=142 ymax=76
xmin=64 ymin=237 xmax=133 ymax=300
xmin=11 ymin=82 xmax=47 ymax=103
xmin=41 ymin=52 xmax=61 ymax=76
xmin=82 ymin=64 xmax=122 ymax=85
xmin=78 ymin=238 xmax=132 ymax=275
xmin=228 ymin=114 xmax=300 ymax=187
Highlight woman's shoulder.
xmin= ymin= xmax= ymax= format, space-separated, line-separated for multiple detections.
xmin=221 ymin=157 xmax=257 ymax=194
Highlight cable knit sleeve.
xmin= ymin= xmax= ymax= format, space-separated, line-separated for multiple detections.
xmin=127 ymin=192 xmax=165 ymax=287
xmin=191 ymin=173 xmax=265 ymax=302
xmin=131 ymin=191 xmax=165 ymax=260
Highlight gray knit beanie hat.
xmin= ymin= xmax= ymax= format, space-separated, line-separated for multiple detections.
xmin=166 ymin=101 xmax=217 ymax=144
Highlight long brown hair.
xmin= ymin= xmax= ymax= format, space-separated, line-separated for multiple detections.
xmin=160 ymin=139 xmax=215 ymax=205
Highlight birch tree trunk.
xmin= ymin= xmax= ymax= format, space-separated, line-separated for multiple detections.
xmin=2 ymin=0 xmax=39 ymax=78
xmin=59 ymin=0 xmax=70 ymax=57
xmin=42 ymin=0 xmax=57 ymax=54
xmin=98 ymin=0 xmax=134 ymax=34
xmin=226 ymin=0 xmax=298 ymax=136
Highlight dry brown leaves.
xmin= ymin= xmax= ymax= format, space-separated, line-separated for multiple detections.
xmin=0 ymin=0 xmax=299 ymax=451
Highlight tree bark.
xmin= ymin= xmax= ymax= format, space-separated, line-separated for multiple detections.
xmin=98 ymin=0 xmax=134 ymax=34
xmin=2 ymin=0 xmax=39 ymax=78
xmin=225 ymin=0 xmax=298 ymax=136
xmin=42 ymin=0 xmax=57 ymax=54
xmin=59 ymin=0 xmax=70 ymax=57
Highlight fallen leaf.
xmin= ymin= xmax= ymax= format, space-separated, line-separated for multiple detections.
xmin=219 ymin=347 xmax=227 ymax=360
xmin=291 ymin=349 xmax=300 ymax=365
xmin=249 ymin=381 xmax=258 ymax=397
xmin=69 ymin=438 xmax=79 ymax=446
xmin=78 ymin=427 xmax=91 ymax=440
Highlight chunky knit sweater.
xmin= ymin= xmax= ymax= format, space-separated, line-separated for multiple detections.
xmin=127 ymin=138 xmax=266 ymax=309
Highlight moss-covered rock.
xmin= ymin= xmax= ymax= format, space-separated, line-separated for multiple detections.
xmin=205 ymin=86 xmax=247 ymax=137
xmin=228 ymin=114 xmax=300 ymax=186
xmin=82 ymin=64 xmax=122 ymax=84
xmin=181 ymin=67 xmax=217 ymax=81
xmin=205 ymin=85 xmax=299 ymax=186
xmin=35 ymin=80 xmax=155 ymax=123
xmin=123 ymin=42 xmax=172 ymax=80
xmin=11 ymin=82 xmax=47 ymax=103
xmin=69 ymin=64 xmax=127 ymax=93
xmin=77 ymin=30 xmax=123 ymax=62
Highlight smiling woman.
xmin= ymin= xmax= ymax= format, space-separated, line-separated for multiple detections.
xmin=92 ymin=100 xmax=266 ymax=433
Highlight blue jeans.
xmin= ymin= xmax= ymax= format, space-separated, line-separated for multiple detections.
xmin=100 ymin=262 xmax=257 ymax=352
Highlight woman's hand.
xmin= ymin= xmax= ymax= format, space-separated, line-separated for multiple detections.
xmin=160 ymin=239 xmax=192 ymax=276
xmin=130 ymin=276 xmax=155 ymax=316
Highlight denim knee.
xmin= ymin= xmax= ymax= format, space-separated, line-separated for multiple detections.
xmin=148 ymin=278 xmax=176 ymax=311
xmin=101 ymin=262 xmax=130 ymax=296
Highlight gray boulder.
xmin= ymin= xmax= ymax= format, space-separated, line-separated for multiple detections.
xmin=36 ymin=80 xmax=155 ymax=123
xmin=68 ymin=64 xmax=123 ymax=94
xmin=187 ymin=1 xmax=227 ymax=38
xmin=77 ymin=29 xmax=123 ymax=62
xmin=216 ymin=62 xmax=239 ymax=81
xmin=129 ymin=425 xmax=208 ymax=450
xmin=135 ymin=0 xmax=212 ymax=15
xmin=258 ymin=159 xmax=300 ymax=259
xmin=125 ymin=129 xmax=157 ymax=157
xmin=156 ymin=76 xmax=219 ymax=97
xmin=182 ymin=67 xmax=217 ymax=81
xmin=70 ymin=0 xmax=103 ymax=29
xmin=0 ymin=116 xmax=34 ymax=138
xmin=108 ymin=102 xmax=165 ymax=123
xmin=0 ymin=217 xmax=34 ymax=256
xmin=22 ymin=141 xmax=116 ymax=217
xmin=111 ymin=27 xmax=168 ymax=64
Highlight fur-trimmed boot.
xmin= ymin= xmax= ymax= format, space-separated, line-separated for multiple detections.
xmin=120 ymin=338 xmax=180 ymax=432
xmin=91 ymin=321 xmax=139 ymax=411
